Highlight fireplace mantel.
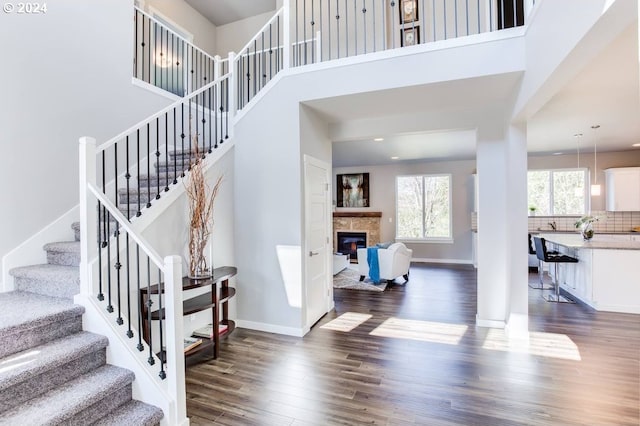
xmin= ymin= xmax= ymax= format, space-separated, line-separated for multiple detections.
xmin=333 ymin=211 xmax=382 ymax=218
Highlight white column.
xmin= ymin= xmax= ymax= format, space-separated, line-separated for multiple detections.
xmin=476 ymin=122 xmax=529 ymax=336
xmin=79 ymin=137 xmax=98 ymax=297
xmin=163 ymin=255 xmax=187 ymax=425
xmin=506 ymin=123 xmax=529 ymax=339
xmin=476 ymin=125 xmax=509 ymax=329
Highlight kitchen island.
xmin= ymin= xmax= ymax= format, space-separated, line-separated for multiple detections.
xmin=538 ymin=233 xmax=640 ymax=314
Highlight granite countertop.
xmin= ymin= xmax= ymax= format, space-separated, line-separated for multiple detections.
xmin=538 ymin=233 xmax=640 ymax=250
xmin=530 ymin=230 xmax=639 ymax=235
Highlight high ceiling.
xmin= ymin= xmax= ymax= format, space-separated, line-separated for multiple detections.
xmin=185 ymin=0 xmax=276 ymax=26
xmin=185 ymin=1 xmax=639 ymax=167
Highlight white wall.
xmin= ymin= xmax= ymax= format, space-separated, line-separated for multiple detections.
xmin=144 ymin=0 xmax=218 ymax=56
xmin=0 ymin=0 xmax=173 ymax=280
xmin=216 ymin=10 xmax=277 ymax=56
xmin=334 ymin=158 xmax=476 ymax=263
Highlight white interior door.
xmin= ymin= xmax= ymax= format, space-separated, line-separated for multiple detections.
xmin=304 ymin=155 xmax=331 ymax=328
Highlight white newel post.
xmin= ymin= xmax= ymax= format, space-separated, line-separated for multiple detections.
xmin=79 ymin=137 xmax=98 ymax=296
xmin=283 ymin=0 xmax=291 ymax=70
xmin=315 ymin=30 xmax=322 ymax=63
xmin=228 ymin=52 xmax=237 ymax=130
xmin=163 ymin=255 xmax=187 ymax=425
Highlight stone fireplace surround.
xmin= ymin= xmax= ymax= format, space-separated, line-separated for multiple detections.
xmin=332 ymin=212 xmax=382 ymax=255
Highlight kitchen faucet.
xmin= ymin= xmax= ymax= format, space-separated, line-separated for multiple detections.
xmin=548 ymin=221 xmax=557 ymax=231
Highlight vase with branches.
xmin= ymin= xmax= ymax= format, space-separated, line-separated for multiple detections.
xmin=184 ymin=144 xmax=223 ymax=278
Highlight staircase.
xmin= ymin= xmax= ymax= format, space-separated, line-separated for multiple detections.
xmin=0 ymin=223 xmax=163 ymax=425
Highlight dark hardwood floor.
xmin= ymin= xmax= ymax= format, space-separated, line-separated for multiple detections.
xmin=185 ymin=263 xmax=640 ymax=425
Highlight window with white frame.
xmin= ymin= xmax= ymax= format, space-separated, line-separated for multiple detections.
xmin=396 ymin=174 xmax=452 ymax=240
xmin=527 ymin=168 xmax=588 ymax=215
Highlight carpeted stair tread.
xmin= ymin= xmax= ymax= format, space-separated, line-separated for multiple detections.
xmin=0 ymin=291 xmax=84 ymax=358
xmin=0 ymin=291 xmax=82 ymax=336
xmin=94 ymin=400 xmax=164 ymax=426
xmin=0 ymin=331 xmax=108 ymax=389
xmin=0 ymin=364 xmax=134 ymax=425
xmin=43 ymin=241 xmax=81 ymax=266
xmin=10 ymin=264 xmax=80 ymax=299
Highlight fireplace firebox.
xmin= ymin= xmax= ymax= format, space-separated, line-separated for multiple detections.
xmin=336 ymin=232 xmax=367 ymax=262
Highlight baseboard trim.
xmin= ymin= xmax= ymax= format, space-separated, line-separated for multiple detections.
xmin=411 ymin=258 xmax=473 ymax=265
xmin=236 ymin=319 xmax=307 ymax=337
xmin=476 ymin=315 xmax=506 ymax=329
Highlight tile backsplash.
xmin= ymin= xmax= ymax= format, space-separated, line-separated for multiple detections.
xmin=471 ymin=211 xmax=640 ymax=233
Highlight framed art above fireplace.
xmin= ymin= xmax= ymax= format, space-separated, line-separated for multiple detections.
xmin=337 ymin=173 xmax=370 ymax=207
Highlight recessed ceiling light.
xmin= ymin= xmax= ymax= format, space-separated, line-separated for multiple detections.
xmin=573 ymin=133 xmax=583 ymax=138
xmin=391 ymin=156 xmax=399 ymax=160
xmin=633 ymin=143 xmax=640 ymax=147
xmin=374 ymin=138 xmax=384 ymax=142
xmin=552 ymin=152 xmax=563 ymax=155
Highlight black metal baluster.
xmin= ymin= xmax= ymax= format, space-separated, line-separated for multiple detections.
xmin=141 ymin=16 xmax=145 ymax=83
xmin=164 ymin=112 xmax=169 ymax=192
xmin=98 ymin=153 xmax=106 ymax=301
xmin=146 ymin=256 xmax=154 ymax=366
xmin=319 ymin=0 xmax=323 ymax=61
xmin=148 ymin=16 xmax=151 ymax=83
xmin=146 ymin=123 xmax=151 ymax=209
xmin=173 ymin=109 xmax=178 ymax=184
xmin=136 ymin=245 xmax=143 ymax=350
xmin=195 ymin=88 xmax=199 ymax=154
xmin=261 ymin=31 xmax=265 ymax=87
xmin=180 ymin=103 xmax=185 ymax=177
xmin=303 ymin=0 xmax=307 ymax=64
xmin=208 ymin=86 xmax=212 ymax=152
xmin=225 ymin=79 xmax=229 ymax=139
xmin=125 ymin=232 xmax=132 ymax=337
xmin=106 ymin=203 xmax=113 ymax=314
xmin=201 ymin=87 xmax=206 ymax=158
xmin=246 ymin=48 xmax=250 ymax=105
xmin=125 ymin=136 xmax=131 ymax=220
xmin=114 ymin=143 xmax=123 ymax=325
xmin=269 ymin=23 xmax=273 ymax=80
xmin=253 ymin=40 xmax=257 ymax=98
xmin=188 ymin=98 xmax=193 ymax=165
xmin=160 ymin=28 xmax=164 ymax=89
xmin=136 ymin=130 xmax=141 ymax=217
xmin=214 ymin=83 xmax=218 ymax=149
xmin=190 ymin=46 xmax=195 ymax=94
xmin=295 ymin=0 xmax=299 ymax=66
xmin=277 ymin=15 xmax=281 ymax=71
xmin=135 ymin=10 xmax=138 ymax=79
xmin=171 ymin=33 xmax=175 ymax=94
xmin=155 ymin=118 xmax=160 ymax=199
xmin=154 ymin=22 xmax=157 ymax=87
xmin=157 ymin=267 xmax=166 ymax=379
xmin=354 ymin=0 xmax=358 ymax=55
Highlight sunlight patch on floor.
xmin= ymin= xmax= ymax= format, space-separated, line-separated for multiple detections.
xmin=370 ymin=318 xmax=468 ymax=345
xmin=0 ymin=349 xmax=40 ymax=374
xmin=320 ymin=312 xmax=372 ymax=332
xmin=482 ymin=329 xmax=582 ymax=361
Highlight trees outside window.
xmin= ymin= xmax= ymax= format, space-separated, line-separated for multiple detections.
xmin=397 ymin=175 xmax=451 ymax=240
xmin=527 ymin=169 xmax=587 ymax=216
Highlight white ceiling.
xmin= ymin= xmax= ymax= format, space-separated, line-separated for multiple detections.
xmin=321 ymin=22 xmax=639 ymax=167
xmin=185 ymin=0 xmax=276 ymax=26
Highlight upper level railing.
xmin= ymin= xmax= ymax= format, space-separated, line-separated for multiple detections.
xmin=134 ymin=6 xmax=220 ymax=96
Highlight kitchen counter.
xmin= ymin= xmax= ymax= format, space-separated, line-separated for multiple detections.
xmin=535 ymin=234 xmax=640 ymax=314
xmin=537 ymin=233 xmax=640 ymax=250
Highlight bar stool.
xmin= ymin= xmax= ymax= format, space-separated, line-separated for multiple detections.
xmin=528 ymin=233 xmax=556 ymax=290
xmin=533 ymin=236 xmax=578 ymax=303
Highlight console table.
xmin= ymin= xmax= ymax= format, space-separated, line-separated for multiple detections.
xmin=139 ymin=266 xmax=237 ymax=363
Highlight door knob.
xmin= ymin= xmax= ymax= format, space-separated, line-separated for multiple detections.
xmin=309 ymin=251 xmax=319 ymax=256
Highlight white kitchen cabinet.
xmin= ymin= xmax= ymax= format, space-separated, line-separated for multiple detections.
xmin=605 ymin=167 xmax=640 ymax=211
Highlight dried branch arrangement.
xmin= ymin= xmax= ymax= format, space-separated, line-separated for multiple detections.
xmin=184 ymin=145 xmax=223 ymax=278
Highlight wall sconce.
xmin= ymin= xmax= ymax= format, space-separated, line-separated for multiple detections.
xmin=590 ymin=125 xmax=601 ymax=196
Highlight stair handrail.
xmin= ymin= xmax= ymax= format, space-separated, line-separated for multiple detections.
xmin=99 ymin=72 xmax=230 ymax=154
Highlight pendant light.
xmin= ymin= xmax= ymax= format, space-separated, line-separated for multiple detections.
xmin=591 ymin=125 xmax=601 ymax=196
xmin=574 ymin=133 xmax=583 ymax=197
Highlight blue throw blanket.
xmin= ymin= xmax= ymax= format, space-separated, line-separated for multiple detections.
xmin=367 ymin=247 xmax=380 ymax=284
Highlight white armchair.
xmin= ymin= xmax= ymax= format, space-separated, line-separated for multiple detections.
xmin=357 ymin=242 xmax=413 ymax=284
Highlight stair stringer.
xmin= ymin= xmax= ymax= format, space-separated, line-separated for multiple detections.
xmin=2 ymin=206 xmax=78 ymax=291
xmin=75 ymin=293 xmax=181 ymax=426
